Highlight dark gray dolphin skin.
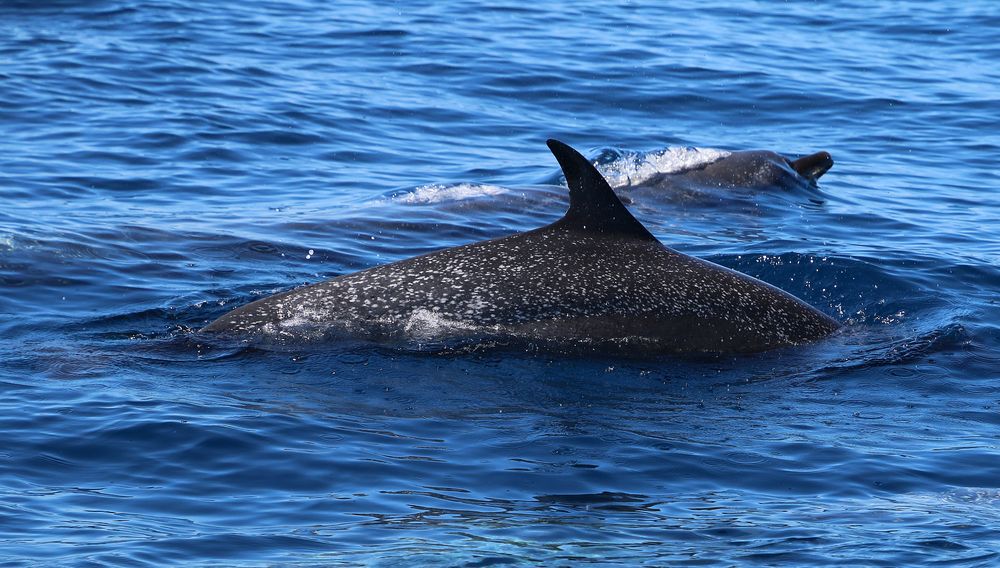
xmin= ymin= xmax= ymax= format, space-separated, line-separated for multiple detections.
xmin=202 ymin=140 xmax=839 ymax=352
xmin=643 ymin=149 xmax=833 ymax=190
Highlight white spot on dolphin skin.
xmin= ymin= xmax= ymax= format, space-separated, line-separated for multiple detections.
xmin=402 ymin=309 xmax=480 ymax=339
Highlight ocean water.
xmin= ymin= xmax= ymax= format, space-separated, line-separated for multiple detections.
xmin=2 ymin=0 xmax=999 ymax=565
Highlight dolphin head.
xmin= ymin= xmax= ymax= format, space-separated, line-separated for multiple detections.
xmin=788 ymin=151 xmax=834 ymax=181
xmin=684 ymin=149 xmax=834 ymax=189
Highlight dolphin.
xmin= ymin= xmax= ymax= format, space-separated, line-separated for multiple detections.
xmin=639 ymin=149 xmax=833 ymax=191
xmin=202 ymin=140 xmax=839 ymax=352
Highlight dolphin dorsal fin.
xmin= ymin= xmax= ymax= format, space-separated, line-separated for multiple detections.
xmin=546 ymin=139 xmax=656 ymax=240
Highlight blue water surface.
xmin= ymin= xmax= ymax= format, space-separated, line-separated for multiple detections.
xmin=2 ymin=0 xmax=999 ymax=565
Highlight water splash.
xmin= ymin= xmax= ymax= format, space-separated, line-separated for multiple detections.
xmin=390 ymin=183 xmax=510 ymax=205
xmin=598 ymin=147 xmax=732 ymax=188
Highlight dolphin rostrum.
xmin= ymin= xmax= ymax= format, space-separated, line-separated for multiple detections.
xmin=202 ymin=140 xmax=839 ymax=352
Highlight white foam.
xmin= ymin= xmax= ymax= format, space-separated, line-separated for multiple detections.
xmin=393 ymin=183 xmax=509 ymax=204
xmin=599 ymin=147 xmax=731 ymax=188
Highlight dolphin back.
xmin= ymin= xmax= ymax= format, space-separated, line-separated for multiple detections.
xmin=201 ymin=139 xmax=840 ymax=353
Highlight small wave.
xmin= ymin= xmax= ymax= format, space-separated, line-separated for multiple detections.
xmin=391 ymin=183 xmax=509 ymax=205
xmin=599 ymin=147 xmax=731 ymax=188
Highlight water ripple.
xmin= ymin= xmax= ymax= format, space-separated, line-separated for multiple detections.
xmin=1 ymin=0 xmax=999 ymax=565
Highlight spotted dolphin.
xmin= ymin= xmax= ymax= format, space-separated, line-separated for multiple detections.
xmin=202 ymin=140 xmax=839 ymax=352
xmin=640 ymin=148 xmax=833 ymax=191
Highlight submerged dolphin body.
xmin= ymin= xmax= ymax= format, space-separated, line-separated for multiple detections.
xmin=202 ymin=140 xmax=839 ymax=352
xmin=640 ymin=149 xmax=834 ymax=191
